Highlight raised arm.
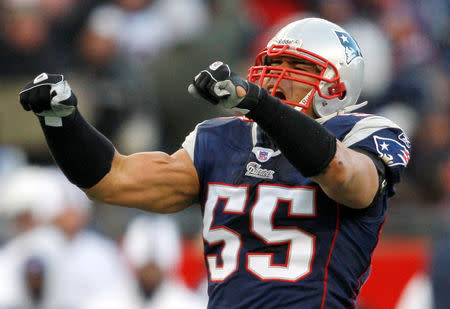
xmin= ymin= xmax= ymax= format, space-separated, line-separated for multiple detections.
xmin=188 ymin=62 xmax=383 ymax=209
xmin=241 ymin=94 xmax=382 ymax=209
xmin=18 ymin=73 xmax=199 ymax=213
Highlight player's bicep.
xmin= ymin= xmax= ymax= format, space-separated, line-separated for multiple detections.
xmin=85 ymin=149 xmax=199 ymax=213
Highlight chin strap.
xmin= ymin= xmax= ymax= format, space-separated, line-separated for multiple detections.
xmin=294 ymin=89 xmax=315 ymax=113
xmin=315 ymin=101 xmax=368 ymax=124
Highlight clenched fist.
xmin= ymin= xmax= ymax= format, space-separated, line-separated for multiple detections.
xmin=19 ymin=73 xmax=77 ymax=126
xmin=188 ymin=61 xmax=261 ymax=111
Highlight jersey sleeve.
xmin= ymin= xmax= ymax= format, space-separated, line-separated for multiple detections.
xmin=181 ymin=117 xmax=250 ymax=188
xmin=181 ymin=121 xmax=209 ymax=188
xmin=324 ymin=114 xmax=411 ymax=197
xmin=181 ymin=123 xmax=201 ymax=162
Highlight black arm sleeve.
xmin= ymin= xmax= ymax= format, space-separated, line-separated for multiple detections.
xmin=241 ymin=84 xmax=337 ymax=177
xmin=39 ymin=109 xmax=115 ymax=189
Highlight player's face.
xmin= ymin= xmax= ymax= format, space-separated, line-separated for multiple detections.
xmin=261 ymin=56 xmax=320 ymax=117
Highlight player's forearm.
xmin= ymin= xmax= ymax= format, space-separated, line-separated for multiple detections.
xmin=18 ymin=74 xmax=113 ymax=189
xmin=311 ymin=142 xmax=379 ymax=208
xmin=243 ymin=87 xmax=378 ymax=208
xmin=39 ymin=109 xmax=115 ymax=189
xmin=243 ymin=86 xmax=336 ymax=177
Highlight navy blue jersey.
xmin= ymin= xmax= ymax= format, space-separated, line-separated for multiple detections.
xmin=182 ymin=113 xmax=410 ymax=308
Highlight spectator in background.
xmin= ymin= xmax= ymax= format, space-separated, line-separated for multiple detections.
xmin=406 ymin=110 xmax=450 ymax=205
xmin=317 ymin=0 xmax=394 ymax=105
xmin=0 ymin=146 xmax=27 ymax=243
xmin=0 ymin=0 xmax=101 ymax=77
xmin=152 ymin=0 xmax=252 ymax=153
xmin=0 ymin=167 xmax=65 ymax=234
xmin=0 ymin=146 xmax=27 ymax=180
xmin=244 ymin=0 xmax=311 ymax=35
xmin=376 ymin=1 xmax=434 ymax=118
xmin=43 ymin=0 xmax=107 ymax=68
xmin=0 ymin=0 xmax=67 ymax=76
xmin=0 ymin=167 xmax=141 ymax=309
xmin=76 ymin=4 xmax=159 ymax=153
xmin=372 ymin=1 xmax=448 ymax=208
xmin=430 ymin=233 xmax=450 ymax=309
xmin=174 ymin=218 xmax=208 ymax=298
xmin=40 ymin=169 xmax=141 ymax=309
xmin=122 ymin=215 xmax=207 ymax=309
xmin=107 ymin=0 xmax=209 ymax=67
xmin=317 ymin=0 xmax=421 ymax=140
xmin=246 ymin=1 xmax=313 ymax=60
xmin=23 ymin=256 xmax=47 ymax=308
xmin=394 ymin=232 xmax=450 ymax=309
xmin=0 ymin=167 xmax=65 ymax=308
xmin=76 ymin=0 xmax=210 ymax=154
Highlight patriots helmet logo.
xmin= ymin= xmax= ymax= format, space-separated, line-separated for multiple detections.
xmin=374 ymin=136 xmax=410 ymax=167
xmin=335 ymin=31 xmax=362 ymax=64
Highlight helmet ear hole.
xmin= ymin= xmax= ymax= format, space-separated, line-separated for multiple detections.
xmin=328 ymin=82 xmax=346 ymax=99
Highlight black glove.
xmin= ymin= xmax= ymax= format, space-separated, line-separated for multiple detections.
xmin=188 ymin=61 xmax=261 ymax=111
xmin=19 ymin=73 xmax=77 ymax=126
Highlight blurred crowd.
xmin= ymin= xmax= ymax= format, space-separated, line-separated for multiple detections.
xmin=0 ymin=166 xmax=208 ymax=308
xmin=0 ymin=0 xmax=448 ymax=308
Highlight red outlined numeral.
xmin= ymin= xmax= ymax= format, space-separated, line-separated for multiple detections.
xmin=204 ymin=183 xmax=317 ymax=282
xmin=203 ymin=184 xmax=248 ymax=282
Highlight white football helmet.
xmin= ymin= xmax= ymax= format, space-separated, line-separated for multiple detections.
xmin=248 ymin=18 xmax=365 ymax=118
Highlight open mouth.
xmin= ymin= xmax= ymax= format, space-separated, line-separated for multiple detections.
xmin=274 ymin=90 xmax=286 ymax=101
xmin=267 ymin=85 xmax=287 ymax=101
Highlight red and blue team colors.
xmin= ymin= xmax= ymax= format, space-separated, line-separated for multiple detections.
xmin=182 ymin=113 xmax=409 ymax=308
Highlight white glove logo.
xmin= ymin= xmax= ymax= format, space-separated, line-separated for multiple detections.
xmin=209 ymin=61 xmax=224 ymax=71
xmin=34 ymin=73 xmax=49 ymax=84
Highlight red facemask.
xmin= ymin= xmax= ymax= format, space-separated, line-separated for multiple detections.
xmin=248 ymin=44 xmax=346 ymax=112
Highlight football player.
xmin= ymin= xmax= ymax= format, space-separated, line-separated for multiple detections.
xmin=18 ymin=18 xmax=410 ymax=308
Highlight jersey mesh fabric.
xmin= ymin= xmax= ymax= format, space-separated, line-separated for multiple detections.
xmin=182 ymin=114 xmax=409 ymax=308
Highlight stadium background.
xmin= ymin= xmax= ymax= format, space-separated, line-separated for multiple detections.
xmin=0 ymin=0 xmax=448 ymax=308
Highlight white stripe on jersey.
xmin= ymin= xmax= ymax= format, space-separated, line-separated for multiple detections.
xmin=252 ymin=122 xmax=281 ymax=157
xmin=341 ymin=115 xmax=402 ymax=147
xmin=182 ymin=122 xmax=203 ymax=161
xmin=252 ymin=122 xmax=258 ymax=146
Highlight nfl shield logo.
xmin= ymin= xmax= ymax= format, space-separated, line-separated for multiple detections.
xmin=259 ymin=151 xmax=268 ymax=161
xmin=252 ymin=147 xmax=275 ymax=163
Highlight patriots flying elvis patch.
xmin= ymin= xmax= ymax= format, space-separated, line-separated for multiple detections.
xmin=373 ymin=135 xmax=410 ymax=167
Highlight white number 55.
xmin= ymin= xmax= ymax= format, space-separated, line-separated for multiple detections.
xmin=203 ymin=183 xmax=316 ymax=282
